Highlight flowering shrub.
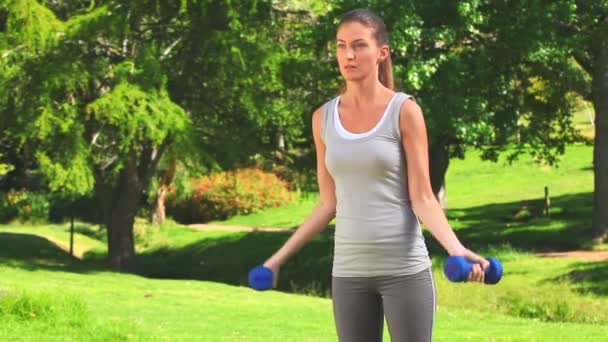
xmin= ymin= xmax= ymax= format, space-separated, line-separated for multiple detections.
xmin=0 ymin=189 xmax=50 ymax=223
xmin=167 ymin=168 xmax=293 ymax=223
xmin=250 ymin=151 xmax=318 ymax=192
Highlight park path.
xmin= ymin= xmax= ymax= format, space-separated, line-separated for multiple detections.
xmin=535 ymin=250 xmax=608 ymax=262
xmin=188 ymin=223 xmax=293 ymax=233
xmin=189 ymin=223 xmax=608 ymax=262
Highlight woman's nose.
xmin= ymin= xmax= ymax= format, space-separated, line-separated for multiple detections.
xmin=346 ymin=49 xmax=355 ymax=60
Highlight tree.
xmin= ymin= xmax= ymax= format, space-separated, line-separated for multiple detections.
xmin=0 ymin=0 xmax=313 ymax=269
xmin=1 ymin=0 xmax=191 ymax=271
xmin=475 ymin=0 xmax=607 ymax=242
xmin=146 ymin=1 xmax=313 ymax=224
xmin=547 ymin=0 xmax=608 ymax=242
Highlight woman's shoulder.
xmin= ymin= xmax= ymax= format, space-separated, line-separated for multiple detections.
xmin=312 ymin=95 xmax=340 ymax=120
xmin=393 ymin=92 xmax=420 ymax=115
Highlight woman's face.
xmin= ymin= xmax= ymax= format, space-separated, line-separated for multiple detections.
xmin=336 ymin=21 xmax=388 ymax=83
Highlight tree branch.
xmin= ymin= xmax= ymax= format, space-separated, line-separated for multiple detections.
xmin=1 ymin=44 xmax=25 ymax=59
xmin=160 ymin=37 xmax=182 ymax=61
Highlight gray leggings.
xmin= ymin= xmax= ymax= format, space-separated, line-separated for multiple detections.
xmin=332 ymin=268 xmax=436 ymax=342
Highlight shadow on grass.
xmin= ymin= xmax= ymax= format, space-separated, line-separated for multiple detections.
xmin=0 ymin=232 xmax=107 ymax=273
xmin=443 ymin=191 xmax=595 ymax=252
xmin=134 ymin=228 xmax=336 ymax=297
xmin=551 ymin=261 xmax=608 ymax=297
xmin=72 ymin=224 xmax=106 ymax=242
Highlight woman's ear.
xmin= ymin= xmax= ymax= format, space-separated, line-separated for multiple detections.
xmin=378 ymin=46 xmax=390 ymax=63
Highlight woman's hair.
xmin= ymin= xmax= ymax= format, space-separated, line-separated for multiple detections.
xmin=338 ymin=8 xmax=394 ymax=90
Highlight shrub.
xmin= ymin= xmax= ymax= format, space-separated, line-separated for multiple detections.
xmin=167 ymin=168 xmax=294 ymax=223
xmin=0 ymin=190 xmax=50 ymax=223
xmin=250 ymin=151 xmax=319 ymax=193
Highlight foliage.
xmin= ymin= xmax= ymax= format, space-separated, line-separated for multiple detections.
xmin=0 ymin=153 xmax=12 ymax=176
xmin=48 ymin=193 xmax=101 ymax=224
xmin=250 ymin=150 xmax=318 ymax=192
xmin=167 ymin=168 xmax=294 ymax=223
xmin=0 ymin=189 xmax=49 ymax=223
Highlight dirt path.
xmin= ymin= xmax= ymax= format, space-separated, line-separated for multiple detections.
xmin=45 ymin=236 xmax=86 ymax=260
xmin=535 ymin=250 xmax=608 ymax=262
xmin=188 ymin=223 xmax=294 ymax=233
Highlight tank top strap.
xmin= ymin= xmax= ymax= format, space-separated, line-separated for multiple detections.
xmin=320 ymin=96 xmax=339 ymax=143
xmin=387 ymin=92 xmax=416 ymax=141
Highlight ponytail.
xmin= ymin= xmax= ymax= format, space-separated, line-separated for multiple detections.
xmin=378 ymin=53 xmax=394 ymax=90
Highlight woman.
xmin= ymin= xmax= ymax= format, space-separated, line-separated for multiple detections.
xmin=262 ymin=8 xmax=489 ymax=342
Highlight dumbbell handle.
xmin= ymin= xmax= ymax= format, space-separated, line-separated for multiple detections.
xmin=444 ymin=256 xmax=503 ymax=284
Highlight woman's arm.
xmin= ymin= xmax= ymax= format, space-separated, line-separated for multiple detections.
xmin=399 ymin=98 xmax=489 ymax=282
xmin=263 ymin=106 xmax=337 ymax=282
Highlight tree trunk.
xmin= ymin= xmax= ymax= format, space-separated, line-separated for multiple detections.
xmin=429 ymin=140 xmax=449 ymax=210
xmin=592 ymin=43 xmax=608 ymax=244
xmin=150 ymin=154 xmax=177 ymax=225
xmin=94 ymin=145 xmax=166 ymax=272
xmin=107 ymin=199 xmax=137 ymax=272
xmin=104 ymin=157 xmax=142 ymax=272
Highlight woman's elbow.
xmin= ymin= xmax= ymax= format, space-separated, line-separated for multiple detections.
xmin=410 ymin=190 xmax=437 ymax=210
xmin=319 ymin=201 xmax=337 ymax=218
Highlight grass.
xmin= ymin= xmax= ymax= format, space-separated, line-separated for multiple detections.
xmin=1 ymin=230 xmax=608 ymax=341
xmin=1 ymin=143 xmax=606 ymax=340
xmin=208 ymin=191 xmax=320 ymax=228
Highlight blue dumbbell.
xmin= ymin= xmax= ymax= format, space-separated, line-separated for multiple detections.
xmin=248 ymin=265 xmax=274 ymax=290
xmin=444 ymin=256 xmax=503 ymax=284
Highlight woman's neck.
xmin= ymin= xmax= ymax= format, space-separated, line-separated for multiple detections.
xmin=342 ymin=78 xmax=392 ymax=107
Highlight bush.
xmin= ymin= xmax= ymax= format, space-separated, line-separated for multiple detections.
xmin=167 ymin=168 xmax=294 ymax=223
xmin=250 ymin=150 xmax=319 ymax=193
xmin=0 ymin=190 xmax=49 ymax=223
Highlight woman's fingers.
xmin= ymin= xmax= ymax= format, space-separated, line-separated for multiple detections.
xmin=467 ymin=263 xmax=485 ymax=283
xmin=462 ymin=249 xmax=489 ymax=283
xmin=272 ymin=267 xmax=279 ymax=288
xmin=263 ymin=260 xmax=280 ymax=288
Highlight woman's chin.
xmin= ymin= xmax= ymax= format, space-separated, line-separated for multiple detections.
xmin=344 ymin=75 xmax=365 ymax=83
xmin=341 ymin=74 xmax=366 ymax=83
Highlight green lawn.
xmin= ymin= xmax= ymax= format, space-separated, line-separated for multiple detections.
xmin=1 ymin=230 xmax=607 ymax=341
xmin=1 ymin=143 xmax=606 ymax=341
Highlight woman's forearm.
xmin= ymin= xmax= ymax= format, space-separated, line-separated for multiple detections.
xmin=411 ymin=195 xmax=467 ymax=256
xmin=264 ymin=203 xmax=336 ymax=268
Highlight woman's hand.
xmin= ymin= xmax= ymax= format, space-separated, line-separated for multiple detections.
xmin=451 ymin=248 xmax=490 ymax=283
xmin=263 ymin=260 xmax=281 ymax=289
